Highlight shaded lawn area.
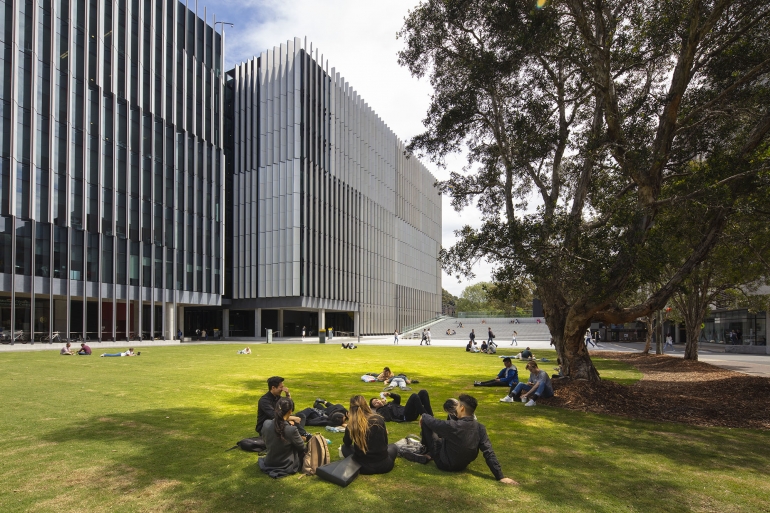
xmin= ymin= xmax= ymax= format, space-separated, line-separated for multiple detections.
xmin=1 ymin=344 xmax=768 ymax=513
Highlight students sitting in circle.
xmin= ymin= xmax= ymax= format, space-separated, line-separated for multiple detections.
xmin=341 ymin=395 xmax=398 ymax=475
xmin=445 ymin=328 xmax=456 ymax=335
xmin=258 ymin=397 xmax=307 ymax=478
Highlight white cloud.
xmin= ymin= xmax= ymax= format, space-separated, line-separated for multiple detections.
xmin=204 ymin=0 xmax=493 ymax=295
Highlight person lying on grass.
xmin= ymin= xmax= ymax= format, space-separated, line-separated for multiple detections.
xmin=377 ymin=367 xmax=412 ymax=390
xmin=256 ymin=376 xmax=308 ymax=438
xmin=100 ymin=348 xmax=140 ymax=357
xmin=258 ymin=397 xmax=307 ymax=479
xmin=341 ymin=395 xmax=398 ymax=475
xmin=474 ymin=357 xmax=519 ymax=387
xmin=369 ymin=390 xmax=433 ymax=422
xmin=296 ymin=398 xmax=348 ymax=427
xmin=417 ymin=394 xmax=518 ymax=485
xmin=500 ymin=361 xmax=554 ymax=407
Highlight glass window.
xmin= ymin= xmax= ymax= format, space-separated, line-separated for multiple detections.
xmin=116 ymin=236 xmax=127 ymax=284
xmin=70 ymin=228 xmax=83 ymax=280
xmin=154 ymin=245 xmax=162 ymax=288
xmin=102 ymin=187 xmax=113 ymax=234
xmin=176 ymin=249 xmax=183 ymax=290
xmin=116 ymin=191 xmax=126 ymax=237
xmin=14 ymin=220 xmax=31 ymax=276
xmin=86 ymin=183 xmax=97 ymax=233
xmin=0 ymin=158 xmax=9 ymax=214
xmin=165 ymin=247 xmax=173 ymax=289
xmin=129 ymin=240 xmax=139 ymax=285
xmin=102 ymin=234 xmax=113 ymax=283
xmin=129 ymin=195 xmax=138 ymax=240
xmin=16 ymin=163 xmax=31 ymax=219
xmin=153 ymin=202 xmax=162 ymax=244
xmin=53 ymin=225 xmax=67 ymax=278
xmin=141 ymin=199 xmax=150 ymax=242
xmin=86 ymin=232 xmax=98 ymax=282
xmin=142 ymin=242 xmax=151 ymax=287
xmin=35 ymin=222 xmax=51 ymax=277
xmin=186 ymin=252 xmax=192 ymax=291
xmin=35 ymin=167 xmax=49 ymax=221
xmin=0 ymin=215 xmax=12 ymax=274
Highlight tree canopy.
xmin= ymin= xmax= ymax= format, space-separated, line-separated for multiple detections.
xmin=399 ymin=0 xmax=770 ymax=379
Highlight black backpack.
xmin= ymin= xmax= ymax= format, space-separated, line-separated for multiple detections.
xmin=227 ymin=436 xmax=267 ymax=453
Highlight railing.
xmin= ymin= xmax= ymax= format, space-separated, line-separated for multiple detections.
xmin=401 ymin=315 xmax=447 ymax=333
xmin=457 ymin=311 xmax=534 ymax=318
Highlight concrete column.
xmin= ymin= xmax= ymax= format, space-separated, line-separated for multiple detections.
xmin=255 ymin=308 xmax=262 ymax=338
xmin=277 ymin=309 xmax=284 ymax=336
xmin=354 ymin=311 xmax=360 ymax=337
xmin=222 ymin=309 xmax=230 ymax=337
xmin=165 ymin=303 xmax=175 ymax=341
xmin=319 ymin=308 xmax=325 ymax=335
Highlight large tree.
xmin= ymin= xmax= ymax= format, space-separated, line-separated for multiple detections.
xmin=399 ymin=0 xmax=770 ymax=379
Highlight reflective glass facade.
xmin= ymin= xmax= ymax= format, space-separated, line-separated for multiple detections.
xmin=0 ymin=0 xmax=224 ymax=342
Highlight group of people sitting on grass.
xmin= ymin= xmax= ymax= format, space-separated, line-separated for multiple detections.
xmin=466 ymin=339 xmax=497 ymax=353
xmin=472 ymin=357 xmax=555 ymax=407
xmin=254 ymin=375 xmax=517 ymax=485
xmin=60 ymin=342 xmax=139 ymax=357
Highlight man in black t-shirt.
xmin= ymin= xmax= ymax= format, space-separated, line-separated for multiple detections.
xmin=255 ymin=376 xmax=307 ymax=436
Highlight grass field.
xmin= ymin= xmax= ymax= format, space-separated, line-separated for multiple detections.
xmin=1 ymin=343 xmax=769 ymax=513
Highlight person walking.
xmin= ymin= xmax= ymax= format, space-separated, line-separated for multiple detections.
xmin=426 ymin=328 xmax=432 ymax=346
xmin=420 ymin=329 xmax=428 ymax=346
xmin=394 ymin=330 xmax=399 ymax=345
xmin=663 ymin=333 xmax=674 ymax=353
xmin=301 ymin=326 xmax=306 ymax=341
xmin=585 ymin=329 xmax=596 ymax=348
xmin=469 ymin=329 xmax=476 ymax=346
xmin=511 ymin=331 xmax=518 ymax=346
xmin=487 ymin=327 xmax=495 ymax=345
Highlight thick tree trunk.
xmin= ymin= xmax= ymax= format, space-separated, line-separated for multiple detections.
xmin=684 ymin=323 xmax=700 ymax=361
xmin=541 ymin=291 xmax=601 ymax=381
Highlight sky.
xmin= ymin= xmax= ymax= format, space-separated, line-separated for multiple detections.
xmin=199 ymin=0 xmax=494 ymax=297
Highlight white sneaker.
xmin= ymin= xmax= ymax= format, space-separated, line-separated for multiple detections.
xmin=499 ymin=396 xmax=514 ymax=403
xmin=525 ymin=399 xmax=536 ymax=406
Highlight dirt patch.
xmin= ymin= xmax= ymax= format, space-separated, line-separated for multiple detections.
xmin=544 ymin=352 xmax=770 ymax=429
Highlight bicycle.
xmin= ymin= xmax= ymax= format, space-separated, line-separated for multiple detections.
xmin=41 ymin=332 xmax=62 ymax=343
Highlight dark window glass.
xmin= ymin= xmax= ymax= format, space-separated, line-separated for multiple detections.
xmin=0 ymin=158 xmax=9 ymax=214
xmin=86 ymin=183 xmax=97 ymax=232
xmin=141 ymin=199 xmax=150 ymax=241
xmin=129 ymin=195 xmax=138 ymax=240
xmin=142 ymin=157 xmax=151 ymax=200
xmin=196 ymin=253 xmax=202 ymax=292
xmin=53 ymin=172 xmax=66 ymax=226
xmin=0 ymin=215 xmax=11 ymax=273
xmin=116 ymin=236 xmax=127 ymax=284
xmin=142 ymin=242 xmax=151 ymax=287
xmin=35 ymin=166 xmax=49 ymax=221
xmin=165 ymin=246 xmax=173 ymax=289
xmin=15 ymin=219 xmax=32 ymax=275
xmin=154 ymin=245 xmax=162 ymax=288
xmin=86 ymin=232 xmax=98 ymax=281
xmin=129 ymin=240 xmax=139 ymax=285
xmin=70 ymin=228 xmax=83 ymax=280
xmin=53 ymin=225 xmax=67 ymax=278
xmin=186 ymin=252 xmax=192 ymax=291
xmin=153 ymin=202 xmax=162 ymax=244
xmin=35 ymin=222 xmax=51 ymax=277
xmin=103 ymin=142 xmax=114 ymax=189
xmin=116 ymin=147 xmax=127 ymax=192
xmin=116 ymin=191 xmax=126 ymax=237
xmin=102 ymin=187 xmax=113 ymax=234
xmin=102 ymin=234 xmax=113 ymax=282
xmin=117 ymin=100 xmax=127 ymax=148
xmin=16 ymin=163 xmax=31 ymax=219
xmin=176 ymin=249 xmax=183 ymax=290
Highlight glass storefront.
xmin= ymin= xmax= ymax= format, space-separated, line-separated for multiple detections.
xmin=702 ymin=309 xmax=766 ymax=345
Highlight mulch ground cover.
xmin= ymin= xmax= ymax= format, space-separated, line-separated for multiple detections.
xmin=545 ymin=352 xmax=770 ymax=429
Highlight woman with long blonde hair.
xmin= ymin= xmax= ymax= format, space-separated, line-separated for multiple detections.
xmin=341 ymin=395 xmax=397 ymax=474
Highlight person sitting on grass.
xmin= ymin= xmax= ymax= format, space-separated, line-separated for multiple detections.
xmin=474 ymin=357 xmax=519 ymax=387
xmin=416 ymin=394 xmax=517 ymax=485
xmin=341 ymin=395 xmax=398 ymax=475
xmin=377 ymin=367 xmax=395 ymax=382
xmin=500 ymin=361 xmax=554 ymax=406
xmin=258 ymin=397 xmax=307 ymax=479
xmin=77 ymin=343 xmax=92 ymax=355
xmin=518 ymin=347 xmax=534 ymax=360
xmin=256 ymin=376 xmax=307 ymax=437
xmin=378 ymin=367 xmax=412 ymax=390
xmin=60 ymin=342 xmax=74 ymax=355
xmin=237 ymin=347 xmax=251 ymax=354
xmin=480 ymin=340 xmax=489 ymax=353
xmin=100 ymin=348 xmax=140 ymax=357
xmin=369 ymin=390 xmax=433 ymax=422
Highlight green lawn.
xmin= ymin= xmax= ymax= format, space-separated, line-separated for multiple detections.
xmin=1 ymin=344 xmax=768 ymax=513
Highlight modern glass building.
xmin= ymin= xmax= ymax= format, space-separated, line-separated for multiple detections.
xmin=212 ymin=39 xmax=442 ymax=337
xmin=0 ymin=0 xmax=225 ymax=342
